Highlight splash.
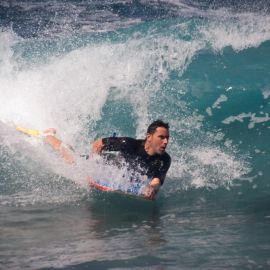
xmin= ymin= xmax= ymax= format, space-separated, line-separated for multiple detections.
xmin=2 ymin=8 xmax=265 ymax=204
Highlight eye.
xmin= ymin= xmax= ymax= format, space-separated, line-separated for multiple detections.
xmin=159 ymin=135 xmax=169 ymax=140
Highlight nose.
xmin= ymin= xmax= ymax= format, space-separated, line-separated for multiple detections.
xmin=163 ymin=138 xmax=168 ymax=145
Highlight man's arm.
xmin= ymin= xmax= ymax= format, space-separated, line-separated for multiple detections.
xmin=92 ymin=137 xmax=136 ymax=154
xmin=42 ymin=129 xmax=75 ymax=164
xmin=143 ymin=155 xmax=171 ymax=199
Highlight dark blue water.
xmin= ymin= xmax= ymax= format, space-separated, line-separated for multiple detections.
xmin=1 ymin=1 xmax=270 ymax=269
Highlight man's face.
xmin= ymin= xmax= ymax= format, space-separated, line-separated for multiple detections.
xmin=146 ymin=127 xmax=169 ymax=155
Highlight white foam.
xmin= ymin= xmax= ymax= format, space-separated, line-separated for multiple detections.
xmin=189 ymin=147 xmax=249 ymax=188
xmin=0 ymin=30 xmax=21 ymax=77
xmin=262 ymin=88 xmax=270 ymax=99
xmin=167 ymin=144 xmax=250 ymax=190
xmin=212 ymin=94 xmax=228 ymax=109
xmin=222 ymin=112 xmax=270 ymax=129
xmin=0 ymin=28 xmax=202 ymax=142
xmin=201 ymin=11 xmax=270 ymax=51
xmin=206 ymin=107 xmax=213 ymax=116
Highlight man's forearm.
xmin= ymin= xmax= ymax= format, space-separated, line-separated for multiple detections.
xmin=142 ymin=178 xmax=161 ymax=200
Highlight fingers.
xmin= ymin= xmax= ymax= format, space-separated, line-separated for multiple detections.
xmin=143 ymin=186 xmax=156 ymax=200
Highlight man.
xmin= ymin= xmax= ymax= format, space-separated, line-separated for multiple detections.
xmin=92 ymin=120 xmax=171 ymax=199
xmin=41 ymin=119 xmax=171 ymax=200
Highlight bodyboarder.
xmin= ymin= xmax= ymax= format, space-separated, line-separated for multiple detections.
xmin=37 ymin=119 xmax=171 ymax=200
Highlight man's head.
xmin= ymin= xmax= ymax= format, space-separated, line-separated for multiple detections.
xmin=145 ymin=120 xmax=170 ymax=155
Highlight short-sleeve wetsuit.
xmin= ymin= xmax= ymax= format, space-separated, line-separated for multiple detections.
xmin=102 ymin=137 xmax=171 ymax=185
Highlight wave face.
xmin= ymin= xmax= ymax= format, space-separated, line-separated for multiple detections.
xmin=1 ymin=1 xmax=270 ymax=269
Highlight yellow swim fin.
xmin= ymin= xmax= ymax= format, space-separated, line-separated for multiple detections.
xmin=16 ymin=126 xmax=41 ymax=137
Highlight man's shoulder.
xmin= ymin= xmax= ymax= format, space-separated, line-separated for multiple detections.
xmin=162 ymin=151 xmax=171 ymax=160
xmin=116 ymin=137 xmax=143 ymax=151
xmin=121 ymin=137 xmax=142 ymax=145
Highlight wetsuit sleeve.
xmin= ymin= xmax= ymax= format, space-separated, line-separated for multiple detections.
xmin=154 ymin=155 xmax=171 ymax=186
xmin=102 ymin=137 xmax=137 ymax=152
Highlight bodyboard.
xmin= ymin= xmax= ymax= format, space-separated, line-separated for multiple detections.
xmin=87 ymin=177 xmax=151 ymax=200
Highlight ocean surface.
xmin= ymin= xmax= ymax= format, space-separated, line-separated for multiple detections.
xmin=1 ymin=1 xmax=270 ymax=269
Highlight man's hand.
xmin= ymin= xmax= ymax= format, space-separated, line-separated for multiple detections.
xmin=92 ymin=139 xmax=103 ymax=154
xmin=142 ymin=178 xmax=161 ymax=200
xmin=142 ymin=185 xmax=156 ymax=200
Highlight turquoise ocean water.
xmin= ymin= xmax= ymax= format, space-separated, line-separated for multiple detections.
xmin=0 ymin=1 xmax=270 ymax=269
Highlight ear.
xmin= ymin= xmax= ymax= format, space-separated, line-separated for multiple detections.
xmin=146 ymin=133 xmax=152 ymax=141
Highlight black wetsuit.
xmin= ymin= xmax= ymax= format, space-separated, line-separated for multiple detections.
xmin=102 ymin=137 xmax=171 ymax=185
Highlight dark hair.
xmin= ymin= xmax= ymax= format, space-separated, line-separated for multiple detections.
xmin=147 ymin=120 xmax=169 ymax=134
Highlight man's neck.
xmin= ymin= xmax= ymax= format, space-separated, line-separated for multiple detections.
xmin=144 ymin=140 xmax=155 ymax=156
